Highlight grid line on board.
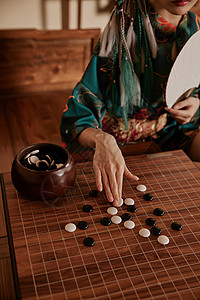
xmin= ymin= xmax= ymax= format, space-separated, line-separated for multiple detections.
xmin=145 ymin=157 xmax=197 ymax=299
xmin=17 ymin=190 xmax=53 ymax=300
xmin=128 ymin=158 xmax=184 ymax=298
xmin=130 ymin=155 xmax=199 ymax=298
xmin=76 ymin=175 xmax=125 ymax=300
xmin=161 ymin=157 xmax=200 ymax=290
xmin=4 ymin=150 xmax=200 ymax=299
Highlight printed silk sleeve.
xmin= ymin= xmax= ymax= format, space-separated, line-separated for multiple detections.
xmin=60 ymin=53 xmax=111 ymax=151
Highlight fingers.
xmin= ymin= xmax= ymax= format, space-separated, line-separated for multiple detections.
xmin=116 ymin=166 xmax=123 ymax=200
xmin=124 ymin=165 xmax=139 ymax=181
xmin=93 ymin=133 xmax=139 ymax=205
xmin=165 ymin=97 xmax=200 ymax=125
xmin=93 ymin=165 xmax=103 ymax=192
xmin=102 ymin=169 xmax=118 ymax=203
xmin=165 ymin=107 xmax=189 ymax=117
xmin=93 ymin=160 xmax=119 ymax=203
xmin=93 ymin=159 xmax=139 ymax=206
xmin=173 ymin=98 xmax=190 ymax=110
xmin=165 ymin=107 xmax=193 ymax=124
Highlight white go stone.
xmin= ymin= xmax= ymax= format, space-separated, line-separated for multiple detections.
xmin=124 ymin=220 xmax=135 ymax=229
xmin=65 ymin=223 xmax=76 ymax=232
xmin=157 ymin=235 xmax=169 ymax=245
xmin=45 ymin=154 xmax=51 ymax=162
xmin=124 ymin=198 xmax=135 ymax=205
xmin=139 ymin=228 xmax=150 ymax=238
xmin=107 ymin=207 xmax=118 ymax=215
xmin=111 ymin=215 xmax=122 ymax=224
xmin=24 ymin=153 xmax=31 ymax=159
xmin=114 ymin=197 xmax=124 ymax=207
xmin=56 ymin=163 xmax=64 ymax=169
xmin=29 ymin=155 xmax=39 ymax=164
xmin=30 ymin=149 xmax=40 ymax=155
xmin=136 ymin=184 xmax=147 ymax=192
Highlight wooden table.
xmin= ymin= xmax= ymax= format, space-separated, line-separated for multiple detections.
xmin=1 ymin=149 xmax=200 ymax=299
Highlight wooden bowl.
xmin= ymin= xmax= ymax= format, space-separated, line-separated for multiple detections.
xmin=11 ymin=143 xmax=76 ymax=201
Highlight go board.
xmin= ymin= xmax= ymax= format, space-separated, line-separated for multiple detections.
xmin=2 ymin=150 xmax=200 ymax=300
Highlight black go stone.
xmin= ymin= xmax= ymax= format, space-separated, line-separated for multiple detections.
xmin=83 ymin=237 xmax=95 ymax=247
xmin=21 ymin=159 xmax=28 ymax=168
xmin=150 ymin=226 xmax=162 ymax=236
xmin=89 ymin=189 xmax=99 ymax=198
xmin=21 ymin=149 xmax=65 ymax=171
xmin=146 ymin=217 xmax=157 ymax=226
xmin=100 ymin=217 xmax=111 ymax=226
xmin=143 ymin=193 xmax=154 ymax=201
xmin=77 ymin=221 xmax=88 ymax=230
xmin=48 ymin=152 xmax=60 ymax=164
xmin=26 ymin=164 xmax=36 ymax=170
xmin=153 ymin=208 xmax=165 ymax=216
xmin=48 ymin=164 xmax=57 ymax=170
xmin=36 ymin=160 xmax=49 ymax=171
xmin=171 ymin=222 xmax=182 ymax=231
xmin=43 ymin=154 xmax=51 ymax=165
xmin=127 ymin=205 xmax=138 ymax=213
xmin=82 ymin=205 xmax=93 ymax=213
xmin=121 ymin=213 xmax=132 ymax=222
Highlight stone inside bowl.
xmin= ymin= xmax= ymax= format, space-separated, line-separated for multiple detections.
xmin=11 ymin=143 xmax=76 ymax=201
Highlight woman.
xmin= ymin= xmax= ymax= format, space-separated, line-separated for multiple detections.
xmin=60 ymin=0 xmax=200 ymax=206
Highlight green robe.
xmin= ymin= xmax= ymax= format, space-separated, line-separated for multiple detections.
xmin=60 ymin=7 xmax=200 ymax=152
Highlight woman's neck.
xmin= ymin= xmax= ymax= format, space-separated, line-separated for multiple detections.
xmin=150 ymin=0 xmax=183 ymax=27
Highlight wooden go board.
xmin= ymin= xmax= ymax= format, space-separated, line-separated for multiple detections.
xmin=2 ymin=150 xmax=200 ymax=300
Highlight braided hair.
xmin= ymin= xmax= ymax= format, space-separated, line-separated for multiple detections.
xmin=99 ymin=0 xmax=157 ymax=126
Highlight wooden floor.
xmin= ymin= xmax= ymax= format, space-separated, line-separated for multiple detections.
xmin=0 ymin=91 xmax=71 ymax=173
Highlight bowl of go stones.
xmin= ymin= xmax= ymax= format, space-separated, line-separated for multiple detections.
xmin=11 ymin=143 xmax=76 ymax=201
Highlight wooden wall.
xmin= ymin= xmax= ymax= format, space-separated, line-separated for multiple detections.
xmin=0 ymin=28 xmax=101 ymax=173
xmin=0 ymin=29 xmax=100 ymax=96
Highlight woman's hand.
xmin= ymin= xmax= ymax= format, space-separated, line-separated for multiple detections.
xmin=78 ymin=128 xmax=139 ymax=206
xmin=93 ymin=131 xmax=139 ymax=206
xmin=165 ymin=97 xmax=200 ymax=125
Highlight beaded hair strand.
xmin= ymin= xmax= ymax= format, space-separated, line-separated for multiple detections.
xmin=98 ymin=0 xmax=157 ymax=126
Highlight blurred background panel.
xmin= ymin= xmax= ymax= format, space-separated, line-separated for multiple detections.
xmin=0 ymin=0 xmax=115 ymax=31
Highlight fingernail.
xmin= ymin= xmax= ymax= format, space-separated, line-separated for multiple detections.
xmin=97 ymin=184 xmax=102 ymax=191
xmin=113 ymin=200 xmax=118 ymax=206
xmin=108 ymin=196 xmax=114 ymax=202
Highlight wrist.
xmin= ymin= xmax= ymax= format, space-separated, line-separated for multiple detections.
xmin=78 ymin=127 xmax=111 ymax=149
xmin=93 ymin=130 xmax=114 ymax=146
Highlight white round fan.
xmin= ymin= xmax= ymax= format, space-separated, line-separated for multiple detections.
xmin=166 ymin=30 xmax=200 ymax=109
